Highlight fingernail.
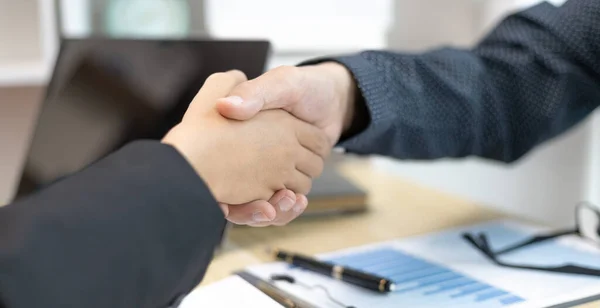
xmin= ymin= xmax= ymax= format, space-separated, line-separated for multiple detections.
xmin=252 ymin=211 xmax=271 ymax=222
xmin=293 ymin=203 xmax=305 ymax=213
xmin=222 ymin=96 xmax=243 ymax=106
xmin=278 ymin=197 xmax=295 ymax=212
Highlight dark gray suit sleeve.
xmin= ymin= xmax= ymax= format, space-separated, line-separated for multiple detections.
xmin=312 ymin=0 xmax=600 ymax=162
xmin=0 ymin=141 xmax=226 ymax=308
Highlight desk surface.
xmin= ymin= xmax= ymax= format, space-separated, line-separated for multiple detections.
xmin=202 ymin=158 xmax=597 ymax=308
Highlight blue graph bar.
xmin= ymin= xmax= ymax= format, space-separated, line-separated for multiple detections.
xmin=424 ymin=278 xmax=476 ymax=295
xmin=476 ymin=290 xmax=509 ymax=302
xmin=451 ymin=284 xmax=491 ymax=297
xmin=382 ymin=261 xmax=434 ymax=277
xmin=362 ymin=258 xmax=425 ymax=273
xmin=500 ymin=296 xmax=526 ymax=305
xmin=392 ymin=268 xmax=451 ymax=283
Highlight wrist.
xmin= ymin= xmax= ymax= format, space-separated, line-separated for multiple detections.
xmin=161 ymin=126 xmax=225 ymax=201
xmin=314 ymin=62 xmax=356 ymax=135
xmin=162 ymin=135 xmax=228 ymax=216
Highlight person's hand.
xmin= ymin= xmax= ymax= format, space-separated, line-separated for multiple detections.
xmin=214 ymin=63 xmax=356 ymax=224
xmin=162 ymin=70 xmax=329 ymax=223
xmin=215 ymin=63 xmax=357 ymax=145
xmin=218 ymin=189 xmax=309 ymax=227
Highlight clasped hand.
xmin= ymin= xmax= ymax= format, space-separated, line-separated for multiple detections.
xmin=215 ymin=63 xmax=356 ymax=226
xmin=163 ymin=70 xmax=332 ymax=226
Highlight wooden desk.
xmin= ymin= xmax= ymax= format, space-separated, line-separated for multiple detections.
xmin=202 ymin=158 xmax=597 ymax=308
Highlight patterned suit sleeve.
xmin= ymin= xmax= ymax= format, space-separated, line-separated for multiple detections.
xmin=314 ymin=0 xmax=600 ymax=162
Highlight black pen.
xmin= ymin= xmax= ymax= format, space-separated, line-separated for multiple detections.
xmin=270 ymin=248 xmax=396 ymax=293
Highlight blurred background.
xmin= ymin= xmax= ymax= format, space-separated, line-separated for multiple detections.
xmin=0 ymin=0 xmax=596 ymax=227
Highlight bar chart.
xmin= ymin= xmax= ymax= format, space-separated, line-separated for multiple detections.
xmin=325 ymin=248 xmax=525 ymax=307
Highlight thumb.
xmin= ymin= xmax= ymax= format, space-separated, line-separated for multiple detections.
xmin=216 ymin=95 xmax=263 ymax=121
xmin=216 ymin=66 xmax=301 ymax=120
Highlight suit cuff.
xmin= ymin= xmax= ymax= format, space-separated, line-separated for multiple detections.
xmin=299 ymin=53 xmax=395 ymax=154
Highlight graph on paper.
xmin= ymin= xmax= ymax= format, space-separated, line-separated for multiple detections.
xmin=246 ymin=220 xmax=600 ymax=308
xmin=324 ymin=248 xmax=524 ymax=307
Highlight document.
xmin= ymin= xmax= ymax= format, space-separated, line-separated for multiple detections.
xmin=178 ymin=275 xmax=282 ymax=308
xmin=245 ymin=220 xmax=600 ymax=308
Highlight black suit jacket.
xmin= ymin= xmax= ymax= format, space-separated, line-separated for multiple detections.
xmin=317 ymin=0 xmax=600 ymax=162
xmin=0 ymin=141 xmax=225 ymax=308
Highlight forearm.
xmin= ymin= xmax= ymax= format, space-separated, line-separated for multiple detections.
xmin=326 ymin=0 xmax=600 ymax=162
xmin=0 ymin=141 xmax=225 ymax=308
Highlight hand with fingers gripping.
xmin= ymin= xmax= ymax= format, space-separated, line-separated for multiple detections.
xmin=211 ymin=63 xmax=356 ymax=226
xmin=163 ymin=69 xmax=331 ymax=226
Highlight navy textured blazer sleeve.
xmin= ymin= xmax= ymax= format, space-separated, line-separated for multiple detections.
xmin=321 ymin=0 xmax=600 ymax=162
xmin=0 ymin=141 xmax=226 ymax=308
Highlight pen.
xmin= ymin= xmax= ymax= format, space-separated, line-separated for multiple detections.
xmin=270 ymin=248 xmax=396 ymax=293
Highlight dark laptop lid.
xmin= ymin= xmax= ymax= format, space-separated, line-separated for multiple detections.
xmin=16 ymin=38 xmax=270 ymax=198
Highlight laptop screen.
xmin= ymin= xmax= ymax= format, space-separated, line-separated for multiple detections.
xmin=16 ymin=38 xmax=270 ymax=198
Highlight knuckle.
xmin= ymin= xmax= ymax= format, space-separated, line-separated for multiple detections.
xmin=206 ymin=71 xmax=247 ymax=86
xmin=305 ymin=157 xmax=324 ymax=179
xmin=278 ymin=166 xmax=294 ymax=185
xmin=233 ymin=79 xmax=252 ymax=92
xmin=228 ymin=69 xmax=248 ymax=82
xmin=303 ymin=129 xmax=330 ymax=159
xmin=299 ymin=180 xmax=312 ymax=195
xmin=277 ymin=65 xmax=303 ymax=89
xmin=273 ymin=65 xmax=300 ymax=76
xmin=315 ymin=133 xmax=331 ymax=158
xmin=234 ymin=78 xmax=264 ymax=99
xmin=315 ymin=159 xmax=325 ymax=178
xmin=206 ymin=72 xmax=227 ymax=82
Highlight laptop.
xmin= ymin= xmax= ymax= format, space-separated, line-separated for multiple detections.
xmin=15 ymin=38 xmax=270 ymax=198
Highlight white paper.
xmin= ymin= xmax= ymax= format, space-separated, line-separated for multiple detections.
xmin=246 ymin=219 xmax=600 ymax=308
xmin=178 ymin=276 xmax=282 ymax=308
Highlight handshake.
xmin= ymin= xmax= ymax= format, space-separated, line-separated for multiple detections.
xmin=162 ymin=63 xmax=356 ymax=226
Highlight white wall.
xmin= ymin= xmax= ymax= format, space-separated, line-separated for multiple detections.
xmin=0 ymin=1 xmax=42 ymax=64
xmin=205 ymin=0 xmax=393 ymax=69
xmin=0 ymin=0 xmax=57 ymax=85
